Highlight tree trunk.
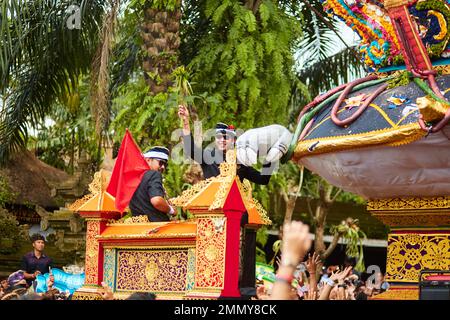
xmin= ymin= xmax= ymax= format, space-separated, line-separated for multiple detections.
xmin=283 ymin=194 xmax=296 ymax=224
xmin=314 ymin=221 xmax=326 ymax=257
xmin=141 ymin=1 xmax=182 ymax=95
xmin=70 ymin=130 xmax=75 ymax=174
xmin=313 ymin=194 xmax=337 ymax=278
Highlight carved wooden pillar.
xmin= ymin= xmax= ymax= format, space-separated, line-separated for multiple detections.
xmin=368 ymin=197 xmax=450 ymax=287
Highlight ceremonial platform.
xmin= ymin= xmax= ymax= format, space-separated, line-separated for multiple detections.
xmin=70 ymin=151 xmax=270 ymax=300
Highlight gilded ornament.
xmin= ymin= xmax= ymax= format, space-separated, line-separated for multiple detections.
xmin=84 ymin=221 xmax=100 ymax=285
xmin=169 ymin=255 xmax=178 ymax=266
xmin=204 ymin=227 xmax=213 ymax=238
xmin=145 ymin=262 xmax=159 ymax=283
xmin=422 ymin=239 xmax=450 ymax=270
xmin=367 ymin=196 xmax=450 ymax=211
xmin=370 ymin=288 xmax=418 ymax=300
xmin=116 ymin=250 xmax=188 ymax=292
xmin=205 ymin=245 xmax=218 ymax=261
xmin=416 ymin=96 xmax=449 ymax=122
xmin=195 ymin=218 xmax=226 ymax=289
xmin=111 ymin=215 xmax=150 ymax=224
xmin=385 ymin=233 xmax=450 ymax=282
xmin=293 ymin=123 xmax=425 ymax=159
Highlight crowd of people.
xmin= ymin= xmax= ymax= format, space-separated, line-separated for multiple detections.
xmin=1 ymin=221 xmax=389 ymax=301
xmin=254 ymin=221 xmax=390 ymax=300
xmin=0 ymin=233 xmax=155 ymax=300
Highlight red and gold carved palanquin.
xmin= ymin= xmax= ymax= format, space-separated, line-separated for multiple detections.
xmin=71 ymin=152 xmax=270 ymax=300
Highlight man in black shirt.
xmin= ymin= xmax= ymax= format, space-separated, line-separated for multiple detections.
xmin=178 ymin=105 xmax=273 ymax=184
xmin=22 ymin=233 xmax=53 ymax=287
xmin=129 ymin=146 xmax=176 ymax=222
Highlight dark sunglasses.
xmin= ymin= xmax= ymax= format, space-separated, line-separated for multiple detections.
xmin=215 ymin=134 xmax=232 ymax=140
xmin=156 ymin=159 xmax=168 ymax=167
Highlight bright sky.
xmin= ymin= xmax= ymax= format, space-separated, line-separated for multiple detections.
xmin=295 ymin=18 xmax=360 ymax=71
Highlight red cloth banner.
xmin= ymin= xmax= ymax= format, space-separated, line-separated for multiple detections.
xmin=106 ymin=129 xmax=149 ymax=213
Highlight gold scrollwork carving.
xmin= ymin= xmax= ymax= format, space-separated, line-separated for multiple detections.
xmin=371 ymin=213 xmax=450 ymax=227
xmin=368 ymin=196 xmax=450 ymax=211
xmin=71 ymin=292 xmax=103 ymax=300
xmin=145 ymin=262 xmax=159 ymax=282
xmin=109 ymin=215 xmax=150 ymax=224
xmin=195 ymin=218 xmax=226 ymax=289
xmin=85 ymin=221 xmax=100 ymax=285
xmin=386 ymin=233 xmax=450 ymax=282
xmin=116 ymin=249 xmax=188 ymax=292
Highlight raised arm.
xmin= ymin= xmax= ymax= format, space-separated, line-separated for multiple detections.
xmin=270 ymin=221 xmax=311 ymax=300
xmin=178 ymin=105 xmax=204 ymax=163
xmin=306 ymin=252 xmax=321 ymax=299
xmin=318 ymin=266 xmax=352 ymax=300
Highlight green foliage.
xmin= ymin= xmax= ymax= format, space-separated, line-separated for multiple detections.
xmin=294 ymin=46 xmax=365 ymax=110
xmin=163 ymin=163 xmax=191 ymax=198
xmin=30 ymin=77 xmax=101 ymax=173
xmin=110 ymin=4 xmax=142 ymax=97
xmin=0 ymin=0 xmax=105 ymax=165
xmin=189 ymin=0 xmax=302 ymax=128
xmin=256 ymin=226 xmax=269 ymax=263
xmin=253 ymin=158 xmax=301 ymax=220
xmin=330 ymin=219 xmax=367 ymax=272
xmin=0 ymin=207 xmax=21 ymax=254
xmin=335 ymin=191 xmax=366 ymax=205
xmin=0 ymin=176 xmax=16 ymax=207
xmin=387 ymin=71 xmax=411 ymax=89
xmin=130 ymin=0 xmax=180 ymax=11
xmin=256 ymin=226 xmax=269 ymax=247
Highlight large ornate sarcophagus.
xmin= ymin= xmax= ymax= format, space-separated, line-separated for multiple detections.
xmin=71 ymin=152 xmax=270 ymax=300
xmin=288 ymin=0 xmax=450 ymax=299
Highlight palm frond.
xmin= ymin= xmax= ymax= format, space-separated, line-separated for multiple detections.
xmin=0 ymin=0 xmax=105 ymax=165
xmin=292 ymin=45 xmax=365 ymax=114
xmin=90 ymin=0 xmax=120 ymax=138
xmin=110 ymin=28 xmax=140 ymax=97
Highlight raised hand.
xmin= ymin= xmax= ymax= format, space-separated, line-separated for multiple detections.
xmin=303 ymin=290 xmax=317 ymax=300
xmin=306 ymin=252 xmax=321 ymax=274
xmin=256 ymin=285 xmax=270 ymax=300
xmin=178 ymin=105 xmax=190 ymax=122
xmin=178 ymin=105 xmax=190 ymax=134
xmin=100 ymin=282 xmax=114 ymax=300
xmin=330 ymin=266 xmax=353 ymax=283
xmin=275 ymin=256 xmax=281 ymax=269
xmin=281 ymin=221 xmax=312 ymax=267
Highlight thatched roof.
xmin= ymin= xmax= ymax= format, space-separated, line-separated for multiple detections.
xmin=0 ymin=150 xmax=70 ymax=208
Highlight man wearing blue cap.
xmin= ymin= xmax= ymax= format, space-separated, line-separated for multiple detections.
xmin=129 ymin=146 xmax=176 ymax=221
xmin=178 ymin=105 xmax=272 ymax=184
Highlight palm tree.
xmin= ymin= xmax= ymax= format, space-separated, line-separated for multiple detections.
xmin=140 ymin=0 xmax=182 ymax=95
xmin=0 ymin=0 xmax=106 ymax=165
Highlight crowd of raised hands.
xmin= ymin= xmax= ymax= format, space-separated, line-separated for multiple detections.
xmin=255 ymin=221 xmax=389 ymax=300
